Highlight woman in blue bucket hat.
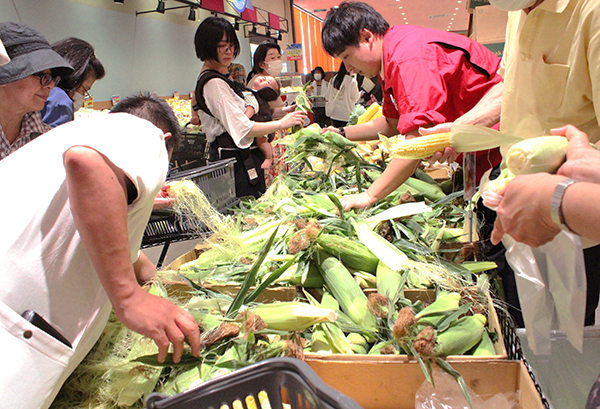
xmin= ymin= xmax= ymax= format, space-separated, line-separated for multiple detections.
xmin=0 ymin=22 xmax=72 ymax=160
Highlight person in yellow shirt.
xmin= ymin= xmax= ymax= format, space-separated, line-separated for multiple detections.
xmin=425 ymin=0 xmax=600 ymax=327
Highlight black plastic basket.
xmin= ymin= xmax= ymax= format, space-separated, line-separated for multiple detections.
xmin=141 ymin=158 xmax=238 ymax=267
xmin=170 ymin=126 xmax=207 ymax=172
xmin=167 ymin=157 xmax=237 ymax=211
xmin=496 ymin=306 xmax=552 ymax=408
xmin=145 ymin=357 xmax=363 ymax=409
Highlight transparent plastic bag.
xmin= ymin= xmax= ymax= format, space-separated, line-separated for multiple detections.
xmin=414 ymin=368 xmax=518 ymax=409
xmin=503 ymin=231 xmax=586 ymax=355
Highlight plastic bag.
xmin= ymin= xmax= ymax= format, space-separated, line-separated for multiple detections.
xmin=502 ymin=231 xmax=586 ymax=355
xmin=414 ymin=367 xmax=518 ymax=409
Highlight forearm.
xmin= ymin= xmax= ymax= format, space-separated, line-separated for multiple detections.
xmin=248 ymin=120 xmax=286 ymax=138
xmin=65 ymin=147 xmax=141 ymax=311
xmin=366 ymin=158 xmax=420 ymax=202
xmin=561 ymin=182 xmax=600 ymax=243
xmin=454 ymin=81 xmax=503 ymax=127
xmin=344 ymin=116 xmax=399 ymax=141
xmin=134 ymin=252 xmax=157 ymax=285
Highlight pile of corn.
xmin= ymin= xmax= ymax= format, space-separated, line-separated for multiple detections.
xmin=52 ymin=122 xmax=505 ymax=408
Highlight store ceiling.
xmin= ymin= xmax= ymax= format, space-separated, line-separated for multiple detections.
xmin=292 ymin=0 xmax=471 ymax=33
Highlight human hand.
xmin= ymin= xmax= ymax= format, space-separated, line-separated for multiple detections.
xmin=114 ymin=287 xmax=201 ymax=364
xmin=419 ymin=124 xmax=458 ymax=164
xmin=261 ymin=158 xmax=272 ymax=169
xmin=279 ymin=111 xmax=306 ymax=129
xmin=190 ymin=115 xmax=200 ymax=126
xmin=491 ymin=173 xmax=562 ymax=247
xmin=153 ymin=184 xmax=176 ymax=210
xmin=554 ymin=125 xmax=600 ymax=184
xmin=320 ymin=126 xmax=340 ymax=135
xmin=281 ymin=104 xmax=296 ymax=115
xmin=340 ymin=191 xmax=375 ymax=211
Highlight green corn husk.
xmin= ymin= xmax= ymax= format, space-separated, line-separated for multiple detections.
xmin=435 ymin=314 xmax=486 ymax=357
xmin=317 ymin=252 xmax=378 ymax=332
xmin=472 ymin=328 xmax=496 ymax=356
xmin=316 ymin=233 xmax=379 ymax=273
xmin=251 ymin=301 xmax=337 ymax=331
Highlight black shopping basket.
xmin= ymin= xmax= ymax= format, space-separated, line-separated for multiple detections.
xmin=170 ymin=123 xmax=207 ymax=172
xmin=145 ymin=357 xmax=363 ymax=409
xmin=142 ymin=158 xmax=238 ymax=268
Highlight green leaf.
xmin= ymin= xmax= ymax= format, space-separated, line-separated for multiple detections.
xmin=435 ymin=357 xmax=473 ymax=409
xmin=132 ymin=353 xmax=200 ymax=367
xmin=244 ymin=254 xmax=299 ymax=303
xmin=226 ymin=224 xmax=280 ymax=318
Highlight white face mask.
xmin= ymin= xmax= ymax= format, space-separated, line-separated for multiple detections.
xmin=73 ymin=92 xmax=85 ymax=111
xmin=488 ymin=0 xmax=537 ymax=11
xmin=265 ymin=60 xmax=283 ymax=77
xmin=314 ymin=73 xmax=322 ymax=81
xmin=362 ymin=77 xmax=375 ymax=93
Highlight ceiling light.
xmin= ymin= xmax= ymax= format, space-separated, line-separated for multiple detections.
xmin=188 ymin=7 xmax=196 ymax=21
xmin=398 ymin=5 xmax=402 ymax=8
xmin=114 ymin=0 xmax=124 ymax=4
xmin=156 ymin=0 xmax=165 ymax=13
xmin=451 ymin=18 xmax=454 ymax=20
xmin=401 ymin=12 xmax=405 ymax=15
xmin=455 ymin=7 xmax=459 ymax=9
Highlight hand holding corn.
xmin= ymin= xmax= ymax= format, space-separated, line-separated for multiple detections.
xmin=555 ymin=124 xmax=600 ymax=184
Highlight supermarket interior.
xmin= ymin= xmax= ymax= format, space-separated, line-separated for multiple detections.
xmin=2 ymin=0 xmax=600 ymax=408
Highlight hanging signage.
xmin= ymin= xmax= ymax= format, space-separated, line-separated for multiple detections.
xmin=230 ymin=0 xmax=247 ymax=13
xmin=286 ymin=43 xmax=302 ymax=61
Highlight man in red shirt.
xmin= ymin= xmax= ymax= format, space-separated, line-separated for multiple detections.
xmin=321 ymin=1 xmax=503 ymax=210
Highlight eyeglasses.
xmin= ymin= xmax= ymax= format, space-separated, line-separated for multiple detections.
xmin=217 ymin=43 xmax=236 ymax=54
xmin=80 ymin=84 xmax=92 ymax=99
xmin=32 ymin=72 xmax=61 ymax=87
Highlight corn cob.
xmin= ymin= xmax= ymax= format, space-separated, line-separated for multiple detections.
xmin=317 ymin=252 xmax=378 ymax=331
xmin=379 ymin=124 xmax=523 ymax=159
xmin=505 ymin=135 xmax=569 ymax=175
xmin=403 ymin=177 xmax=446 ymax=201
xmin=472 ymin=328 xmax=496 ymax=356
xmin=311 ymin=329 xmax=335 ymax=353
xmin=415 ymin=291 xmax=461 ymax=320
xmin=316 ymin=234 xmax=379 ymax=273
xmin=251 ymin=301 xmax=336 ymax=331
xmin=357 ymin=102 xmax=382 ymax=125
xmin=347 ymin=332 xmax=369 ymax=354
xmin=435 ymin=313 xmax=486 ymax=356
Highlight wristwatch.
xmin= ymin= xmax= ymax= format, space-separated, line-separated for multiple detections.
xmin=338 ymin=127 xmax=346 ymax=137
xmin=550 ymin=178 xmax=578 ymax=232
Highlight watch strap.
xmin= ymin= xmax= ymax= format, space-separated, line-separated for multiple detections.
xmin=550 ymin=178 xmax=578 ymax=232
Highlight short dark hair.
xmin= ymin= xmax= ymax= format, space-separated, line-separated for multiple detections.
xmin=322 ymin=1 xmax=390 ymax=57
xmin=110 ymin=93 xmax=182 ymax=150
xmin=194 ymin=17 xmax=240 ymax=61
xmin=51 ymin=37 xmax=105 ymax=93
xmin=311 ymin=66 xmax=325 ymax=77
xmin=246 ymin=41 xmax=281 ymax=83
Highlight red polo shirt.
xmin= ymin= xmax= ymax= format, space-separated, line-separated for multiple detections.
xmin=381 ymin=25 xmax=503 ymax=181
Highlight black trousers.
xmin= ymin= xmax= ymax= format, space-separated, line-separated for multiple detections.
xmin=478 ymin=165 xmax=600 ymax=327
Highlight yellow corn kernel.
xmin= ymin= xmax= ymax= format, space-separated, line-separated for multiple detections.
xmin=383 ymin=133 xmax=452 ymax=159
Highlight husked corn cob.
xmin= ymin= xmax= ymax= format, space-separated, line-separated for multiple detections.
xmin=380 ymin=124 xmax=524 ymax=159
xmin=381 ymin=133 xmax=452 ymax=159
xmin=357 ymin=103 xmax=382 ymax=125
xmin=506 ymin=135 xmax=568 ymax=175
xmin=435 ymin=313 xmax=486 ymax=356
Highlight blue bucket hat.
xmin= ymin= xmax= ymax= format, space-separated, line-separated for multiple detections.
xmin=0 ymin=22 xmax=73 ymax=85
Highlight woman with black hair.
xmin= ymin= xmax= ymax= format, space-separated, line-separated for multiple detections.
xmin=246 ymin=41 xmax=282 ymax=86
xmin=306 ymin=66 xmax=330 ymax=128
xmin=193 ymin=17 xmax=305 ymax=199
xmin=325 ymin=62 xmax=360 ymax=128
xmin=41 ymin=37 xmax=105 ymax=128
